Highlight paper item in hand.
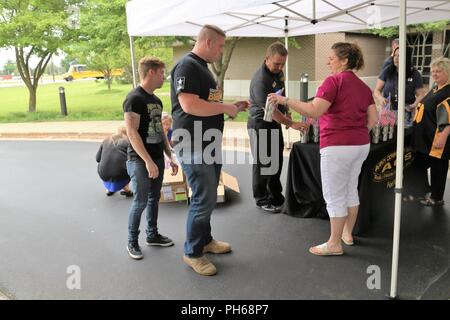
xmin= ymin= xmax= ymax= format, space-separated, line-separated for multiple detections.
xmin=275 ymin=88 xmax=284 ymax=96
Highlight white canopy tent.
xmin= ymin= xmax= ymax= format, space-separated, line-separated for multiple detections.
xmin=126 ymin=0 xmax=450 ymax=298
xmin=126 ymin=0 xmax=450 ymax=37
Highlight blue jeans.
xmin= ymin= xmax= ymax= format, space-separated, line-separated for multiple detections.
xmin=127 ymin=157 xmax=164 ymax=243
xmin=181 ymin=162 xmax=222 ymax=257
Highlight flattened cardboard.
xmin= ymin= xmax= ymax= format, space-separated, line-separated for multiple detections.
xmin=187 ymin=170 xmax=239 ymax=203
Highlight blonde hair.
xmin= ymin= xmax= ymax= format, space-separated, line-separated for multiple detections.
xmin=197 ymin=24 xmax=226 ymax=42
xmin=161 ymin=111 xmax=172 ymax=124
xmin=138 ymin=57 xmax=165 ymax=81
xmin=430 ymin=56 xmax=450 ymax=76
xmin=109 ymin=126 xmax=128 ymax=145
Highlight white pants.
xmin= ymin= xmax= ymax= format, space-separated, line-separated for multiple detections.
xmin=320 ymin=144 xmax=370 ymax=218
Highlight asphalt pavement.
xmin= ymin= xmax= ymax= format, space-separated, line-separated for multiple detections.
xmin=0 ymin=140 xmax=448 ymax=300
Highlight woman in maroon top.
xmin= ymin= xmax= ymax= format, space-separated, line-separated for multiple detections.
xmin=269 ymin=42 xmax=378 ymax=256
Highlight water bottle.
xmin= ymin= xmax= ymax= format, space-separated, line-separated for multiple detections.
xmin=372 ymin=124 xmax=380 ymax=144
xmin=263 ymin=97 xmax=275 ymax=122
xmin=263 ymin=88 xmax=284 ymax=122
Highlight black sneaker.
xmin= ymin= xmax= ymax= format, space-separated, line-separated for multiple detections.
xmin=120 ymin=190 xmax=134 ymax=198
xmin=257 ymin=204 xmax=281 ymax=214
xmin=146 ymin=234 xmax=174 ymax=247
xmin=127 ymin=242 xmax=143 ymax=260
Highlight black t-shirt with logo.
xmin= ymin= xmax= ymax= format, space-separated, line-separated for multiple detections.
xmin=379 ymin=67 xmax=423 ymax=109
xmin=249 ymin=63 xmax=287 ymax=122
xmin=123 ymin=86 xmax=164 ymax=160
xmin=170 ymin=52 xmax=224 ymax=151
xmin=412 ymin=84 xmax=450 ymax=159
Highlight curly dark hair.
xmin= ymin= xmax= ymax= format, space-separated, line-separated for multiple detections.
xmin=331 ymin=42 xmax=364 ymax=71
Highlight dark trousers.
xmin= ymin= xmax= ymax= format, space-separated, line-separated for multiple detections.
xmin=247 ymin=119 xmax=285 ymax=207
xmin=411 ymin=152 xmax=449 ymax=201
xmin=127 ymin=157 xmax=165 ymax=243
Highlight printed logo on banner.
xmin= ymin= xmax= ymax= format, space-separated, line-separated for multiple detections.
xmin=176 ymin=77 xmax=185 ymax=91
xmin=372 ymin=147 xmax=414 ymax=187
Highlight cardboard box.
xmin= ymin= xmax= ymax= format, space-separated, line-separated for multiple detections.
xmin=160 ymin=168 xmax=188 ymax=203
xmin=160 ymin=168 xmax=240 ymax=204
xmin=188 ymin=170 xmax=240 ymax=203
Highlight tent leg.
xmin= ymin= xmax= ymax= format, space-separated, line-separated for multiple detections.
xmin=129 ymin=36 xmax=137 ymax=89
xmin=389 ymin=0 xmax=407 ymax=300
xmin=284 ymin=23 xmax=291 ymax=149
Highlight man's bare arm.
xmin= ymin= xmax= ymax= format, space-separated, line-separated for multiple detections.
xmin=162 ymin=131 xmax=172 ymax=159
xmin=178 ymin=93 xmax=239 ymax=118
xmin=124 ymin=112 xmax=153 ymax=164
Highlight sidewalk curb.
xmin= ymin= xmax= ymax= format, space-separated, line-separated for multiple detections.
xmin=0 ymin=133 xmax=253 ymax=148
xmin=0 ymin=134 xmax=297 ymax=155
xmin=0 ymin=132 xmax=110 ymax=141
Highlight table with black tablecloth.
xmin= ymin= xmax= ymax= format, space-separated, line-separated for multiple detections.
xmin=282 ymin=130 xmax=423 ymax=235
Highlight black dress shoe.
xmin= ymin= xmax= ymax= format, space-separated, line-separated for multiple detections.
xmin=120 ymin=190 xmax=133 ymax=198
xmin=106 ymin=191 xmax=115 ymax=196
xmin=257 ymin=204 xmax=281 ymax=214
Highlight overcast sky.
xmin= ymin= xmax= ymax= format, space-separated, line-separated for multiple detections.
xmin=0 ymin=48 xmax=15 ymax=68
xmin=0 ymin=48 xmax=64 ymax=71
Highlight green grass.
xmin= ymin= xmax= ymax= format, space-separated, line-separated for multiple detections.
xmin=0 ymin=80 xmax=172 ymax=123
xmin=0 ymin=79 xmax=301 ymax=123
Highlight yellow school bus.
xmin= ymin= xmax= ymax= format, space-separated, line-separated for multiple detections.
xmin=63 ymin=64 xmax=123 ymax=81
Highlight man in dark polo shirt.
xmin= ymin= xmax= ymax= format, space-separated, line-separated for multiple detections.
xmin=248 ymin=42 xmax=304 ymax=213
xmin=170 ymin=24 xmax=249 ymax=276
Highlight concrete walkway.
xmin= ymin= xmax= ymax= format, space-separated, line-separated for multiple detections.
xmin=0 ymin=120 xmax=302 ymax=152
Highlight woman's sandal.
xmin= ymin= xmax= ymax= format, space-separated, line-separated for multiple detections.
xmin=341 ymin=237 xmax=354 ymax=246
xmin=309 ymin=243 xmax=344 ymax=256
xmin=420 ymin=198 xmax=444 ymax=206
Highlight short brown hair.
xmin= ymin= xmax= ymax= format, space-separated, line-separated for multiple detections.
xmin=331 ymin=42 xmax=364 ymax=71
xmin=266 ymin=42 xmax=288 ymax=58
xmin=197 ymin=24 xmax=226 ymax=42
xmin=138 ymin=57 xmax=165 ymax=81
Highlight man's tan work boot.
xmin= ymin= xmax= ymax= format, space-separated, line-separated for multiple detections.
xmin=203 ymin=239 xmax=232 ymax=254
xmin=183 ymin=255 xmax=217 ymax=276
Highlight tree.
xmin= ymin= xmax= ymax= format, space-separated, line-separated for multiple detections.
xmin=211 ymin=37 xmax=298 ymax=94
xmin=67 ymin=0 xmax=129 ymax=90
xmin=0 ymin=0 xmax=85 ymax=112
xmin=211 ymin=37 xmax=241 ymax=93
xmin=368 ymin=20 xmax=449 ymax=41
xmin=60 ymin=53 xmax=79 ymax=72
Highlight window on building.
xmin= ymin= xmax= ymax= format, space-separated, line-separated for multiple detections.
xmin=408 ymin=32 xmax=433 ymax=85
xmin=444 ymin=29 xmax=450 ymax=59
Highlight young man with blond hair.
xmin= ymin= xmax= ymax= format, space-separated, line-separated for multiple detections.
xmin=123 ymin=57 xmax=178 ymax=260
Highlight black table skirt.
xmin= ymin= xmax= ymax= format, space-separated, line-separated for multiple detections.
xmin=282 ymin=130 xmax=426 ymax=235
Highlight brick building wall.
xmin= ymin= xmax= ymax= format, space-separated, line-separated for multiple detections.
xmin=173 ymin=32 xmax=386 ymax=97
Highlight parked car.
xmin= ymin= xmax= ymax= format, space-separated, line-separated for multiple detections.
xmin=63 ymin=64 xmax=123 ymax=81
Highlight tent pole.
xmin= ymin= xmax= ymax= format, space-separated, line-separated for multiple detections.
xmin=129 ymin=36 xmax=137 ymax=88
xmin=284 ymin=18 xmax=291 ymax=149
xmin=389 ymin=0 xmax=407 ymax=300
